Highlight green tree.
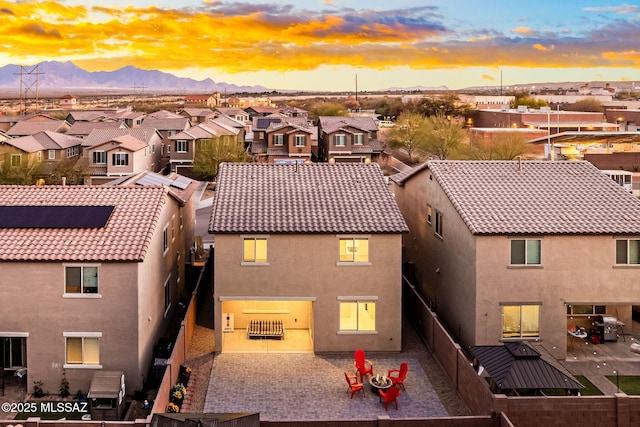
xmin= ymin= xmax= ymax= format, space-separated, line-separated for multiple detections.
xmin=192 ymin=137 xmax=249 ymax=180
xmin=0 ymin=155 xmax=42 ymax=184
xmin=469 ymin=132 xmax=531 ymax=160
xmin=385 ymin=112 xmax=429 ymax=162
xmin=563 ymin=98 xmax=604 ymax=112
xmin=311 ymin=102 xmax=347 ymax=117
xmin=421 ymin=112 xmax=467 ymax=160
xmin=510 ymin=96 xmax=548 ymax=109
xmin=50 ymin=157 xmax=90 ymax=185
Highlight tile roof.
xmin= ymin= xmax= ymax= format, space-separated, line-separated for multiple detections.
xmin=141 ymin=117 xmax=190 ymax=131
xmin=4 ymin=131 xmax=82 ymax=152
xmin=209 ymin=163 xmax=408 ymax=234
xmin=6 ymin=120 xmax=68 ymax=136
xmin=318 ymin=116 xmax=378 ymax=133
xmin=0 ymin=185 xmax=167 ymax=261
xmin=67 ymin=121 xmax=126 ymax=136
xmin=83 ymin=127 xmax=159 ymax=147
xmin=391 ymin=160 xmax=640 ymax=235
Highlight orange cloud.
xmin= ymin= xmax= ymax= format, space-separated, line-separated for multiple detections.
xmin=482 ymin=74 xmax=495 ymax=81
xmin=512 ymin=26 xmax=536 ymax=36
xmin=533 ymin=44 xmax=555 ymax=51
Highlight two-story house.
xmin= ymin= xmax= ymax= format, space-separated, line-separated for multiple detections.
xmin=209 ymin=163 xmax=408 ymax=353
xmin=0 ymin=130 xmax=84 ymax=176
xmin=0 ymin=185 xmax=186 ymax=395
xmin=82 ymin=128 xmax=163 ymax=184
xmin=317 ymin=116 xmax=383 ymax=163
xmin=262 ymin=121 xmax=314 ymax=164
xmin=391 ymin=160 xmax=640 ymax=360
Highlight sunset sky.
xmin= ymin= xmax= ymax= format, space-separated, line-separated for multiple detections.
xmin=2 ymin=0 xmax=640 ymax=91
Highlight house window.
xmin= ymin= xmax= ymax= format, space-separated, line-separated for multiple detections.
xmin=510 ymin=239 xmax=541 ymax=265
xmin=171 ymin=215 xmax=175 ymax=242
xmin=48 ymin=150 xmax=56 ymax=160
xmin=434 ymin=211 xmax=443 ymax=238
xmin=65 ymin=266 xmax=98 ymax=294
xmin=273 ymin=134 xmax=284 ymax=146
xmin=179 ymin=211 xmax=184 ymax=230
xmin=339 ymin=238 xmax=369 ymax=263
xmin=334 ymin=134 xmax=346 ymax=147
xmin=339 ymin=299 xmax=376 ymax=331
xmin=353 ymin=133 xmax=364 ymax=145
xmin=10 ymin=154 xmax=20 ymax=167
xmin=502 ymin=304 xmax=540 ymax=339
xmin=175 ymin=140 xmax=188 ymax=153
xmin=66 ymin=146 xmax=79 ymax=157
xmin=93 ymin=151 xmax=106 ymax=164
xmin=243 ymin=237 xmax=268 ymax=264
xmin=426 ymin=205 xmax=433 ymax=225
xmin=295 ymin=135 xmax=305 ymax=147
xmin=164 ymin=276 xmax=171 ymax=316
xmin=36 ymin=151 xmax=41 ymax=161
xmin=112 ymin=153 xmax=128 ymax=166
xmin=616 ymin=239 xmax=640 ymax=265
xmin=163 ymin=225 xmax=169 ymax=254
xmin=167 ymin=145 xmax=171 ymax=154
xmin=566 ymin=304 xmax=606 ymax=316
xmin=64 ymin=333 xmax=101 ymax=366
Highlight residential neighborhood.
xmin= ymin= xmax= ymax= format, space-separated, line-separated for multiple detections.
xmin=2 ymin=87 xmax=640 ymax=427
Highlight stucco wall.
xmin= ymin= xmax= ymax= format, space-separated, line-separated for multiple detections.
xmin=213 ymin=233 xmax=403 ymax=352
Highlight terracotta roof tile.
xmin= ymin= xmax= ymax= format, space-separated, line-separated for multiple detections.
xmin=398 ymin=160 xmax=640 ymax=235
xmin=209 ymin=163 xmax=408 ymax=234
xmin=0 ymin=186 xmax=166 ymax=261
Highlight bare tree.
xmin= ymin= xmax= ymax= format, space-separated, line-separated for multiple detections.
xmin=469 ymin=132 xmax=531 ymax=160
xmin=422 ymin=112 xmax=466 ymax=160
xmin=385 ymin=112 xmax=428 ymax=162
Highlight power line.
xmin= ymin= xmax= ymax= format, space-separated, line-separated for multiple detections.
xmin=14 ymin=64 xmax=45 ymax=114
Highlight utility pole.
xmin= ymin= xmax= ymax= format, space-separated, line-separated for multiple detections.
xmin=14 ymin=64 xmax=44 ymax=115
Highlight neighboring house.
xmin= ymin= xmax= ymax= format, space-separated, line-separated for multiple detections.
xmin=82 ymin=128 xmax=163 ymax=184
xmin=167 ymin=119 xmax=241 ymax=173
xmin=213 ymin=107 xmax=250 ymax=124
xmin=262 ymin=121 xmax=314 ymax=164
xmin=59 ymin=94 xmax=79 ymax=110
xmin=112 ymin=110 xmax=147 ymax=128
xmin=141 ymin=117 xmax=192 ymax=171
xmin=184 ymin=93 xmax=220 ymax=108
xmin=390 ymin=160 xmax=640 ymax=360
xmin=0 ymin=185 xmax=186 ymax=395
xmin=0 ymin=130 xmax=84 ymax=176
xmin=245 ymin=105 xmax=279 ymax=119
xmin=317 ymin=116 xmax=383 ymax=163
xmin=64 ymin=111 xmax=120 ymax=125
xmin=66 ymin=121 xmax=128 ymax=140
xmin=209 ymin=163 xmax=408 ymax=353
xmin=6 ymin=117 xmax=70 ymax=137
xmin=179 ymin=108 xmax=214 ymax=124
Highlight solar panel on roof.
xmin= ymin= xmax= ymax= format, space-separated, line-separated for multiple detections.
xmin=256 ymin=118 xmax=281 ymax=129
xmin=0 ymin=205 xmax=115 ymax=228
xmin=136 ymin=174 xmax=173 ymax=187
xmin=171 ymin=176 xmax=192 ymax=190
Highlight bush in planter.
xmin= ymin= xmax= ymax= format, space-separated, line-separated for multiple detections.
xmin=170 ymin=382 xmax=187 ymax=409
xmin=167 ymin=402 xmax=180 ymax=413
xmin=178 ymin=365 xmax=192 ymax=384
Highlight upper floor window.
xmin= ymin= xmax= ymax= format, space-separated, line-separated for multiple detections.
xmin=163 ymin=225 xmax=169 ymax=254
xmin=66 ymin=146 xmax=79 ymax=157
xmin=37 ymin=151 xmax=42 ymax=161
xmin=502 ymin=304 xmax=540 ymax=339
xmin=164 ymin=275 xmax=171 ymax=317
xmin=435 ymin=211 xmax=443 ymax=238
xmin=616 ymin=239 xmax=640 ymax=265
xmin=243 ymin=237 xmax=268 ymax=264
xmin=175 ymin=140 xmax=188 ymax=153
xmin=510 ymin=239 xmax=541 ymax=265
xmin=353 ymin=133 xmax=364 ymax=145
xmin=93 ymin=151 xmax=106 ymax=165
xmin=65 ymin=265 xmax=99 ymax=295
xmin=339 ymin=237 xmax=369 ymax=263
xmin=295 ymin=135 xmax=305 ymax=147
xmin=48 ymin=150 xmax=56 ymax=160
xmin=426 ymin=205 xmax=433 ymax=225
xmin=273 ymin=134 xmax=284 ymax=146
xmin=112 ymin=153 xmax=129 ymax=166
xmin=10 ymin=154 xmax=21 ymax=167
xmin=334 ymin=134 xmax=346 ymax=147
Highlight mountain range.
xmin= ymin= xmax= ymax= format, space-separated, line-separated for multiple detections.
xmin=0 ymin=61 xmax=271 ymax=95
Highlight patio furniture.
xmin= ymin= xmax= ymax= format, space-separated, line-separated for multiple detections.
xmin=354 ymin=349 xmax=373 ymax=382
xmin=344 ymin=372 xmax=365 ymax=399
xmin=378 ymin=385 xmax=400 ymax=411
xmin=387 ymin=362 xmax=408 ymax=390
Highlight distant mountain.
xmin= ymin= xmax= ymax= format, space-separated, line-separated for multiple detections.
xmin=381 ymin=85 xmax=450 ymax=92
xmin=0 ymin=61 xmax=270 ymax=94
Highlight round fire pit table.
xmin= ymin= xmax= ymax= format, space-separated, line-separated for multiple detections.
xmin=369 ymin=375 xmax=393 ymax=395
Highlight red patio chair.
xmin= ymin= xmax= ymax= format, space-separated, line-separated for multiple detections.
xmin=344 ymin=372 xmax=365 ymax=399
xmin=379 ymin=385 xmax=400 ymax=411
xmin=354 ymin=349 xmax=373 ymax=382
xmin=387 ymin=362 xmax=408 ymax=390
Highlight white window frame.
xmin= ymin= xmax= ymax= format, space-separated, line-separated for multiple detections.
xmin=435 ymin=210 xmax=443 ymax=238
xmin=242 ymin=236 xmax=269 ymax=265
xmin=163 ymin=224 xmax=169 ymax=255
xmin=63 ymin=264 xmax=101 ymax=298
xmin=426 ymin=204 xmax=433 ymax=225
xmin=48 ymin=150 xmax=56 ymax=160
xmin=171 ymin=215 xmax=176 ymax=242
xmin=63 ymin=332 xmax=102 ymax=369
xmin=175 ymin=140 xmax=188 ymax=153
xmin=93 ymin=151 xmax=106 ymax=165
xmin=616 ymin=239 xmax=640 ymax=265
xmin=510 ymin=238 xmax=542 ymax=266
xmin=66 ymin=146 xmax=79 ymax=157
xmin=10 ymin=154 xmax=21 ymax=167
xmin=337 ymin=296 xmax=378 ymax=333
xmin=294 ymin=134 xmax=305 ymax=147
xmin=334 ymin=134 xmax=346 ymax=147
xmin=273 ymin=134 xmax=284 ymax=146
xmin=501 ymin=304 xmax=541 ymax=340
xmin=353 ymin=133 xmax=364 ymax=145
xmin=112 ymin=152 xmax=128 ymax=166
xmin=337 ymin=236 xmax=371 ymax=265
